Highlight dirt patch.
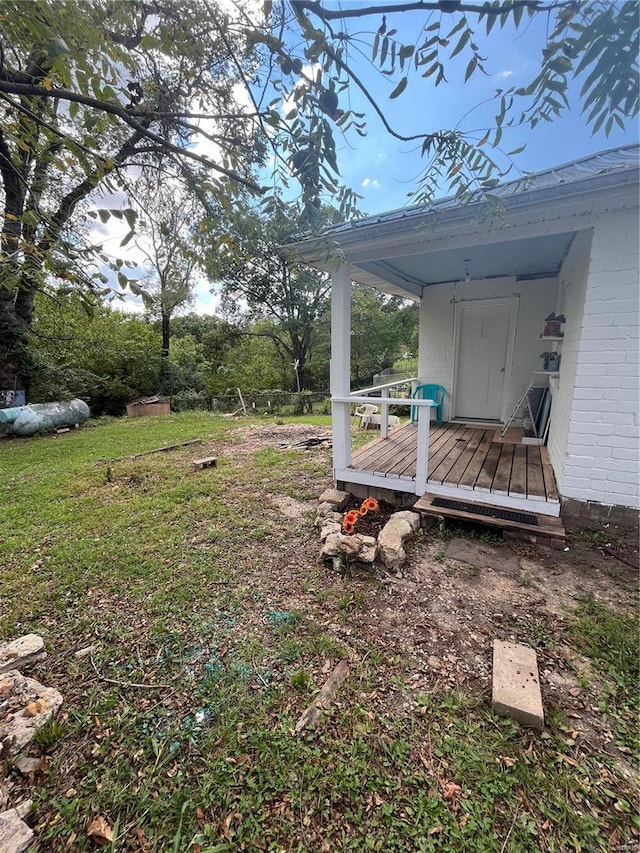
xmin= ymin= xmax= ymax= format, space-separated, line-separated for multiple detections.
xmin=212 ymin=423 xmax=331 ymax=456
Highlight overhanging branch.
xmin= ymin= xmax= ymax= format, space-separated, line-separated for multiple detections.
xmin=0 ymin=80 xmax=263 ymax=192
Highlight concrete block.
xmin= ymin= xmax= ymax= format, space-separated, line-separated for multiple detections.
xmin=492 ymin=640 xmax=544 ymax=731
xmin=192 ymin=456 xmax=217 ymax=470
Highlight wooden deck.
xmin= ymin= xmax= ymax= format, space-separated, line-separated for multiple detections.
xmin=350 ymin=422 xmax=559 ymax=505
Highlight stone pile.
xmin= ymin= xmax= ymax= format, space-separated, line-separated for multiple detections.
xmin=317 ymin=489 xmax=421 ymax=571
xmin=0 ymin=634 xmax=62 ymax=852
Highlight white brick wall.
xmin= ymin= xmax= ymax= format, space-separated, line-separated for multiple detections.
xmin=555 ymin=208 xmax=640 ymax=510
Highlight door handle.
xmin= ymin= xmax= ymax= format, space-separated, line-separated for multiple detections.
xmin=500 ymin=367 xmax=505 ymax=372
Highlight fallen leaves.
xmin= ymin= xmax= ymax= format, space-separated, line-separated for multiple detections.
xmin=87 ymin=816 xmax=113 ymax=846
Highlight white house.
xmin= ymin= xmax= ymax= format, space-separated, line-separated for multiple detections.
xmin=285 ymin=145 xmax=639 ymax=532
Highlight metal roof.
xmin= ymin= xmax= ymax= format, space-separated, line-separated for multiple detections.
xmin=327 ymin=143 xmax=640 ymax=235
xmin=284 ymin=143 xmax=639 ymax=301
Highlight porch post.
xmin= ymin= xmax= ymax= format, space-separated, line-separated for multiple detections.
xmin=330 ymin=264 xmax=351 ymax=473
xmin=414 ymin=404 xmax=430 ymax=495
xmin=416 ymin=293 xmax=428 ymax=385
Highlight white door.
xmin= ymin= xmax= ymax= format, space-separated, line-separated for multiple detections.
xmin=455 ymin=301 xmax=511 ymax=421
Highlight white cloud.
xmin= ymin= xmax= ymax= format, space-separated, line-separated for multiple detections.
xmin=497 ymin=70 xmax=514 ymax=79
xmin=361 ymin=177 xmax=380 ymax=189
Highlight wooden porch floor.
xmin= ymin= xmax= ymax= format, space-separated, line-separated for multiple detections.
xmin=350 ymin=422 xmax=559 ymax=503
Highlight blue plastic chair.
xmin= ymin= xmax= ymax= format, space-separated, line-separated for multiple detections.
xmin=411 ymin=383 xmax=446 ymax=426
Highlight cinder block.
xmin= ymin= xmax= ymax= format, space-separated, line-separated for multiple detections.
xmin=492 ymin=640 xmax=544 ymax=731
xmin=192 ymin=456 xmax=217 ymax=470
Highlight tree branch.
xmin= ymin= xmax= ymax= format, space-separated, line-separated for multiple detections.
xmin=292 ymin=0 xmax=572 ymax=22
xmin=0 ymin=80 xmax=263 ymax=192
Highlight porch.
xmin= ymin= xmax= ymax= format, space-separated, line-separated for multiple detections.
xmin=348 ymin=420 xmax=560 ymax=516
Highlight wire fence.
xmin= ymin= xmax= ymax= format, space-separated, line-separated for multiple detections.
xmin=171 ymin=389 xmax=331 ymax=415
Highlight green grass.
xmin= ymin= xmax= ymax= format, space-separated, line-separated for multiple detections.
xmin=569 ymin=598 xmax=639 ymax=755
xmin=1 ymin=412 xmax=638 ymax=852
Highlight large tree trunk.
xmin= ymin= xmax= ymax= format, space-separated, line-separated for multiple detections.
xmin=0 ymin=289 xmax=31 ymax=394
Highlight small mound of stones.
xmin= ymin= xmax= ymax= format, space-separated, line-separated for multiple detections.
xmin=316 ymin=489 xmax=421 ymax=571
xmin=0 ymin=634 xmax=63 ymax=853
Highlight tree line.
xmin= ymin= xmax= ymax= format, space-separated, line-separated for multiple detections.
xmin=29 ymin=285 xmax=418 ymax=416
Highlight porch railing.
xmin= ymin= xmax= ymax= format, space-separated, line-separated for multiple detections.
xmin=330 ymin=377 xmax=435 ymax=495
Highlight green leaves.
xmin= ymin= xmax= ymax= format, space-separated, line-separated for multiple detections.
xmin=44 ymin=36 xmax=70 ymax=57
xmin=389 ymin=77 xmax=407 ymax=99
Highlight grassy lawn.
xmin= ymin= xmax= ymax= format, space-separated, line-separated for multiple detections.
xmin=1 ymin=412 xmax=637 ymax=852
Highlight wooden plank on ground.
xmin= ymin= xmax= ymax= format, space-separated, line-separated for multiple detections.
xmin=104 ymin=438 xmax=203 ymax=463
xmin=492 ymin=444 xmax=514 ymax=495
xmin=294 ymin=659 xmax=350 ymax=734
xmin=526 ymin=447 xmax=547 ymax=500
xmin=509 ymin=445 xmax=527 ymax=497
xmin=442 ymin=428 xmax=485 ymax=486
xmin=540 ymin=447 xmax=559 ymax=501
xmin=458 ymin=430 xmax=494 ymax=489
xmin=474 ymin=443 xmax=502 ymax=492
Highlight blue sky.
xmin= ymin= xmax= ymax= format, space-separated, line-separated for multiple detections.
xmin=109 ymin=4 xmax=638 ymax=314
xmin=315 ymin=5 xmax=639 ymax=215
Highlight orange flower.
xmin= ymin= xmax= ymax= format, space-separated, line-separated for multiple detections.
xmin=342 ymin=520 xmax=355 ymax=535
xmin=343 ymin=509 xmax=359 ymax=525
xmin=361 ymin=497 xmax=379 ymax=513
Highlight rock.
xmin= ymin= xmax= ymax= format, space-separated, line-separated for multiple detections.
xmin=391 ymin=510 xmax=421 ymax=533
xmin=0 ymin=800 xmax=33 ymax=853
xmin=320 ymin=533 xmax=377 ymax=564
xmin=320 ymin=533 xmax=342 ymax=559
xmin=341 ymin=534 xmax=377 ymax=563
xmin=315 ymin=502 xmax=336 ymax=522
xmin=318 ymin=489 xmax=351 ymax=511
xmin=14 ymin=757 xmax=41 ymax=778
xmin=0 ymin=636 xmax=46 ymax=675
xmin=320 ymin=520 xmax=342 ymax=542
xmin=377 ymin=511 xmax=420 ymax=571
xmin=0 ymin=671 xmax=63 ymax=758
xmin=444 ymin=538 xmax=520 ymax=575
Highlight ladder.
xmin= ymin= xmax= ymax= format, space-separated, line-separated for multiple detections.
xmin=502 ymin=374 xmax=539 ymax=438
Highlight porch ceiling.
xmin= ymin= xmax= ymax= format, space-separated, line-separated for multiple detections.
xmin=351 ymin=230 xmax=574 ymax=298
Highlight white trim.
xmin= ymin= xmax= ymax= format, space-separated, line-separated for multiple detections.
xmin=332 ymin=395 xmax=433 ymax=407
xmin=342 ymin=215 xmax=599 ymax=265
xmin=335 ymin=468 xmax=426 ymax=497
xmin=330 ymin=266 xmax=352 ymax=473
xmin=425 ymin=482 xmax=560 ymax=516
xmin=451 ymin=295 xmax=519 ymax=423
xmin=336 ymin=470 xmax=560 ymax=516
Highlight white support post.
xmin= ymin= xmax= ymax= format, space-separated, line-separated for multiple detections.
xmin=330 ymin=265 xmax=351 ymax=473
xmin=380 ymin=399 xmax=389 ymax=439
xmin=414 ymin=404 xmax=431 ymax=495
xmin=417 ymin=292 xmax=428 ymax=386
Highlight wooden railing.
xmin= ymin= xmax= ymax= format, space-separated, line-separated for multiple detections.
xmin=330 ymin=377 xmax=435 ymax=495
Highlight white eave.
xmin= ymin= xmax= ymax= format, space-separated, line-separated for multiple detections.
xmin=281 ymin=144 xmax=639 ymax=301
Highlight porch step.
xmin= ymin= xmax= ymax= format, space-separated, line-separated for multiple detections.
xmin=414 ymin=492 xmax=565 ymax=545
